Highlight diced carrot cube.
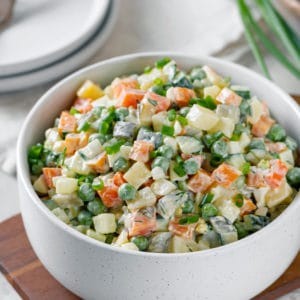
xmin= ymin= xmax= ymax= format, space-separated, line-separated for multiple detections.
xmin=113 ymin=172 xmax=126 ymax=186
xmin=116 ymin=88 xmax=146 ymax=108
xmin=240 ymin=198 xmax=256 ymax=216
xmin=73 ymin=98 xmax=93 ymax=114
xmin=247 ymin=170 xmax=266 ymax=188
xmin=187 ymin=169 xmax=212 ymax=193
xmin=251 ymin=115 xmax=275 ymax=137
xmin=146 ymin=91 xmax=171 ymax=113
xmin=42 ymin=168 xmax=62 ymax=188
xmin=65 ymin=133 xmax=88 ymax=156
xmin=212 ymin=163 xmax=241 ymax=188
xmin=128 ymin=207 xmax=156 ymax=237
xmin=86 ymin=152 xmax=109 ymax=174
xmin=265 ymin=159 xmax=288 ymax=189
xmin=129 ymin=140 xmax=154 ymax=162
xmin=112 ymin=78 xmax=139 ymax=99
xmin=167 ymin=87 xmax=196 ymax=108
xmin=58 ymin=111 xmax=77 ymax=135
xmin=216 ymin=87 xmax=242 ymax=106
xmin=97 ymin=183 xmax=122 ymax=208
xmin=168 ymin=218 xmax=197 ymax=239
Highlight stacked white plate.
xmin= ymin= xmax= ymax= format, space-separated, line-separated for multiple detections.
xmin=0 ymin=0 xmax=117 ymax=93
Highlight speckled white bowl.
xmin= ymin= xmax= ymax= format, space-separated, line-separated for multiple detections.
xmin=17 ymin=53 xmax=300 ymax=300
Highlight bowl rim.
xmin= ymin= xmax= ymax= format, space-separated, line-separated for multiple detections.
xmin=17 ymin=51 xmax=300 ymax=258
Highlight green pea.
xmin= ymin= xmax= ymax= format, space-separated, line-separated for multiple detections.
xmin=78 ymin=183 xmax=95 ymax=202
xmin=87 ymin=200 xmax=107 ymax=215
xmin=78 ymin=210 xmax=93 ymax=226
xmin=131 ymin=236 xmax=149 ymax=251
xmin=183 ymin=158 xmax=199 ymax=175
xmin=155 ymin=57 xmax=171 ymax=69
xmin=179 ymin=107 xmax=190 ymax=117
xmin=118 ymin=183 xmax=136 ymax=201
xmin=113 ymin=157 xmax=129 ymax=172
xmin=211 ymin=140 xmax=228 ymax=157
xmin=202 ymin=203 xmax=218 ymax=221
xmin=98 ymin=120 xmax=110 ymax=135
xmin=267 ymin=124 xmax=286 ymax=142
xmin=286 ymin=167 xmax=300 ymax=188
xmin=156 ymin=145 xmax=174 ymax=159
xmin=28 ymin=143 xmax=43 ymax=159
xmin=151 ymin=156 xmax=170 ymax=172
xmin=92 ymin=178 xmax=104 ymax=190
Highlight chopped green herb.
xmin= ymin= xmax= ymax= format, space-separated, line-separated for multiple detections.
xmin=167 ymin=109 xmax=177 ymax=122
xmin=179 ymin=214 xmax=199 ymax=225
xmin=241 ymin=162 xmax=251 ymax=175
xmin=155 ymin=57 xmax=171 ymax=69
xmin=267 ymin=124 xmax=286 ymax=142
xmin=161 ymin=125 xmax=174 ymax=136
xmin=70 ymin=107 xmax=80 ymax=115
xmin=148 ymin=98 xmax=158 ymax=106
xmin=177 ymin=115 xmax=188 ymax=126
xmin=92 ymin=178 xmax=104 ymax=190
xmin=200 ymin=193 xmax=214 ymax=207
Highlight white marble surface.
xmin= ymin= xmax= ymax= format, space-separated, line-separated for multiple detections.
xmin=0 ymin=0 xmax=299 ymax=299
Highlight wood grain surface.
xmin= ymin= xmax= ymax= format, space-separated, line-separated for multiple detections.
xmin=0 ymin=96 xmax=299 ymax=300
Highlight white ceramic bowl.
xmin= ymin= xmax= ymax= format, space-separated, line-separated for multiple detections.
xmin=17 ymin=53 xmax=300 ymax=300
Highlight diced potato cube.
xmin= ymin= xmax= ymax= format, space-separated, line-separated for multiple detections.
xmin=53 ymin=141 xmax=67 ymax=153
xmin=214 ymin=198 xmax=240 ymax=224
xmin=247 ymin=97 xmax=264 ymax=124
xmin=113 ymin=229 xmax=129 ymax=246
xmin=55 ymin=177 xmax=78 ymax=194
xmin=52 ymin=193 xmax=83 ymax=209
xmin=202 ymin=66 xmax=227 ymax=88
xmin=169 ymin=236 xmax=189 ymax=253
xmin=127 ymin=187 xmax=157 ymax=211
xmin=187 ymin=104 xmax=219 ymax=130
xmin=208 ymin=117 xmax=234 ymax=138
xmin=239 ymin=132 xmax=251 ymax=148
xmin=93 ymin=213 xmax=117 ymax=234
xmin=163 ymin=137 xmax=178 ymax=154
xmin=216 ymin=104 xmax=240 ymax=124
xmin=65 ymin=152 xmax=92 ymax=175
xmin=77 ymin=80 xmax=104 ymax=100
xmin=79 ymin=139 xmax=103 ymax=159
xmin=86 ymin=229 xmax=106 ymax=242
xmin=124 ymin=161 xmax=151 ymax=189
xmin=52 ymin=207 xmax=69 ymax=223
xmin=279 ymin=149 xmax=294 ymax=168
xmin=203 ymin=85 xmax=221 ymax=99
xmin=176 ymin=136 xmax=202 ymax=154
xmin=33 ymin=175 xmax=48 ymax=194
xmin=152 ymin=112 xmax=172 ymax=132
xmin=255 ymin=207 xmax=268 ymax=217
xmin=228 ymin=141 xmax=243 ymax=155
xmin=151 ymin=166 xmax=166 ymax=180
xmin=138 ymin=100 xmax=156 ymax=127
xmin=92 ymin=95 xmax=116 ymax=108
xmin=121 ymin=242 xmax=139 ymax=251
xmin=265 ymin=180 xmax=293 ymax=208
xmin=173 ymin=120 xmax=182 ymax=136
xmin=44 ymin=128 xmax=61 ymax=150
xmin=151 ymin=179 xmax=177 ymax=196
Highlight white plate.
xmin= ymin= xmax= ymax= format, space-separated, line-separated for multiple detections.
xmin=0 ymin=0 xmax=110 ymax=76
xmin=0 ymin=0 xmax=117 ymax=93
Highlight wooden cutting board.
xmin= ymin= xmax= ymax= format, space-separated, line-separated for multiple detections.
xmin=1 ymin=96 xmax=299 ymax=300
xmin=0 ymin=214 xmax=300 ymax=300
